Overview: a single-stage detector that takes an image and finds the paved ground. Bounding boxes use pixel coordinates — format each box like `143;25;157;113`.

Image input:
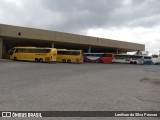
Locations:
0;60;160;120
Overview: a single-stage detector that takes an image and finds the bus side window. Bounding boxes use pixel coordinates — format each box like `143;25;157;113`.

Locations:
17;49;22;53
105;54;112;57
98;54;102;57
144;56;151;59
45;49;51;53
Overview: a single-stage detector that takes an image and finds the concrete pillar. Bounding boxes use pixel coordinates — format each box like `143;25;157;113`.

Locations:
0;37;7;59
51;42;55;48
0;37;3;59
116;49;119;54
88;46;91;53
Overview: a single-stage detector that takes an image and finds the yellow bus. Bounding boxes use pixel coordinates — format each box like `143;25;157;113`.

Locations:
57;49;83;63
9;47;57;63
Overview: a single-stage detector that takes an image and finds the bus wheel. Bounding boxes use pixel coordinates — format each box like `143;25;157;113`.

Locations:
67;59;71;63
39;58;43;63
62;59;66;63
130;61;133;64
99;60;103;63
134;62;137;64
35;58;39;63
14;57;17;61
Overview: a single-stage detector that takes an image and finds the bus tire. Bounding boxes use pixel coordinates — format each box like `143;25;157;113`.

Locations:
99;60;103;63
39;58;43;63
14;57;17;61
134;62;137;64
35;58;39;63
62;59;66;63
130;61;133;64
67;59;71;63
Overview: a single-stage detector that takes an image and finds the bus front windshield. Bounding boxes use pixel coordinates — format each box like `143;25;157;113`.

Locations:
9;49;15;55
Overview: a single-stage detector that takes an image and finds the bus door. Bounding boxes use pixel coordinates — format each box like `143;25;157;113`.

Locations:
9;48;15;59
14;48;22;60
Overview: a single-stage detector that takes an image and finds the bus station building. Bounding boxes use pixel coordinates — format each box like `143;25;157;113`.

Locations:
0;24;145;59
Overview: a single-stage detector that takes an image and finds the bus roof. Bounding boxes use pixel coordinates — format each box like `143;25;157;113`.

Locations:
57;49;82;51
13;47;54;49
84;53;114;54
84;53;104;54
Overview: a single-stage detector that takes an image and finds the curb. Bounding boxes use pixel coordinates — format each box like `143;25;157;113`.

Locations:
0;59;12;62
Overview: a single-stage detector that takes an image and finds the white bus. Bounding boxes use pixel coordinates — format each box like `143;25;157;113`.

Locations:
113;54;152;64
113;54;132;64
131;55;152;64
152;55;160;64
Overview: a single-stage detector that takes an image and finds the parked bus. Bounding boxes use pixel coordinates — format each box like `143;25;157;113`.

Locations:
57;49;83;63
152;55;160;64
142;56;152;64
84;53;114;63
113;54;132;64
113;54;152;64
9;47;57;63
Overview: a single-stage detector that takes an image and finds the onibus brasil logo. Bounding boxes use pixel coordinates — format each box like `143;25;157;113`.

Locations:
1;112;42;118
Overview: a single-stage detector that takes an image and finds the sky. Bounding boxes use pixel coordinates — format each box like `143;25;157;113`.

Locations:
0;0;160;55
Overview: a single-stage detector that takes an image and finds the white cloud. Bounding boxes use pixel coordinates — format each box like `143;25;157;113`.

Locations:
4;0;24;7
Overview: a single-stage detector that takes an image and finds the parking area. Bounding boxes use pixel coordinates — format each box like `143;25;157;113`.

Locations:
0;60;160;112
